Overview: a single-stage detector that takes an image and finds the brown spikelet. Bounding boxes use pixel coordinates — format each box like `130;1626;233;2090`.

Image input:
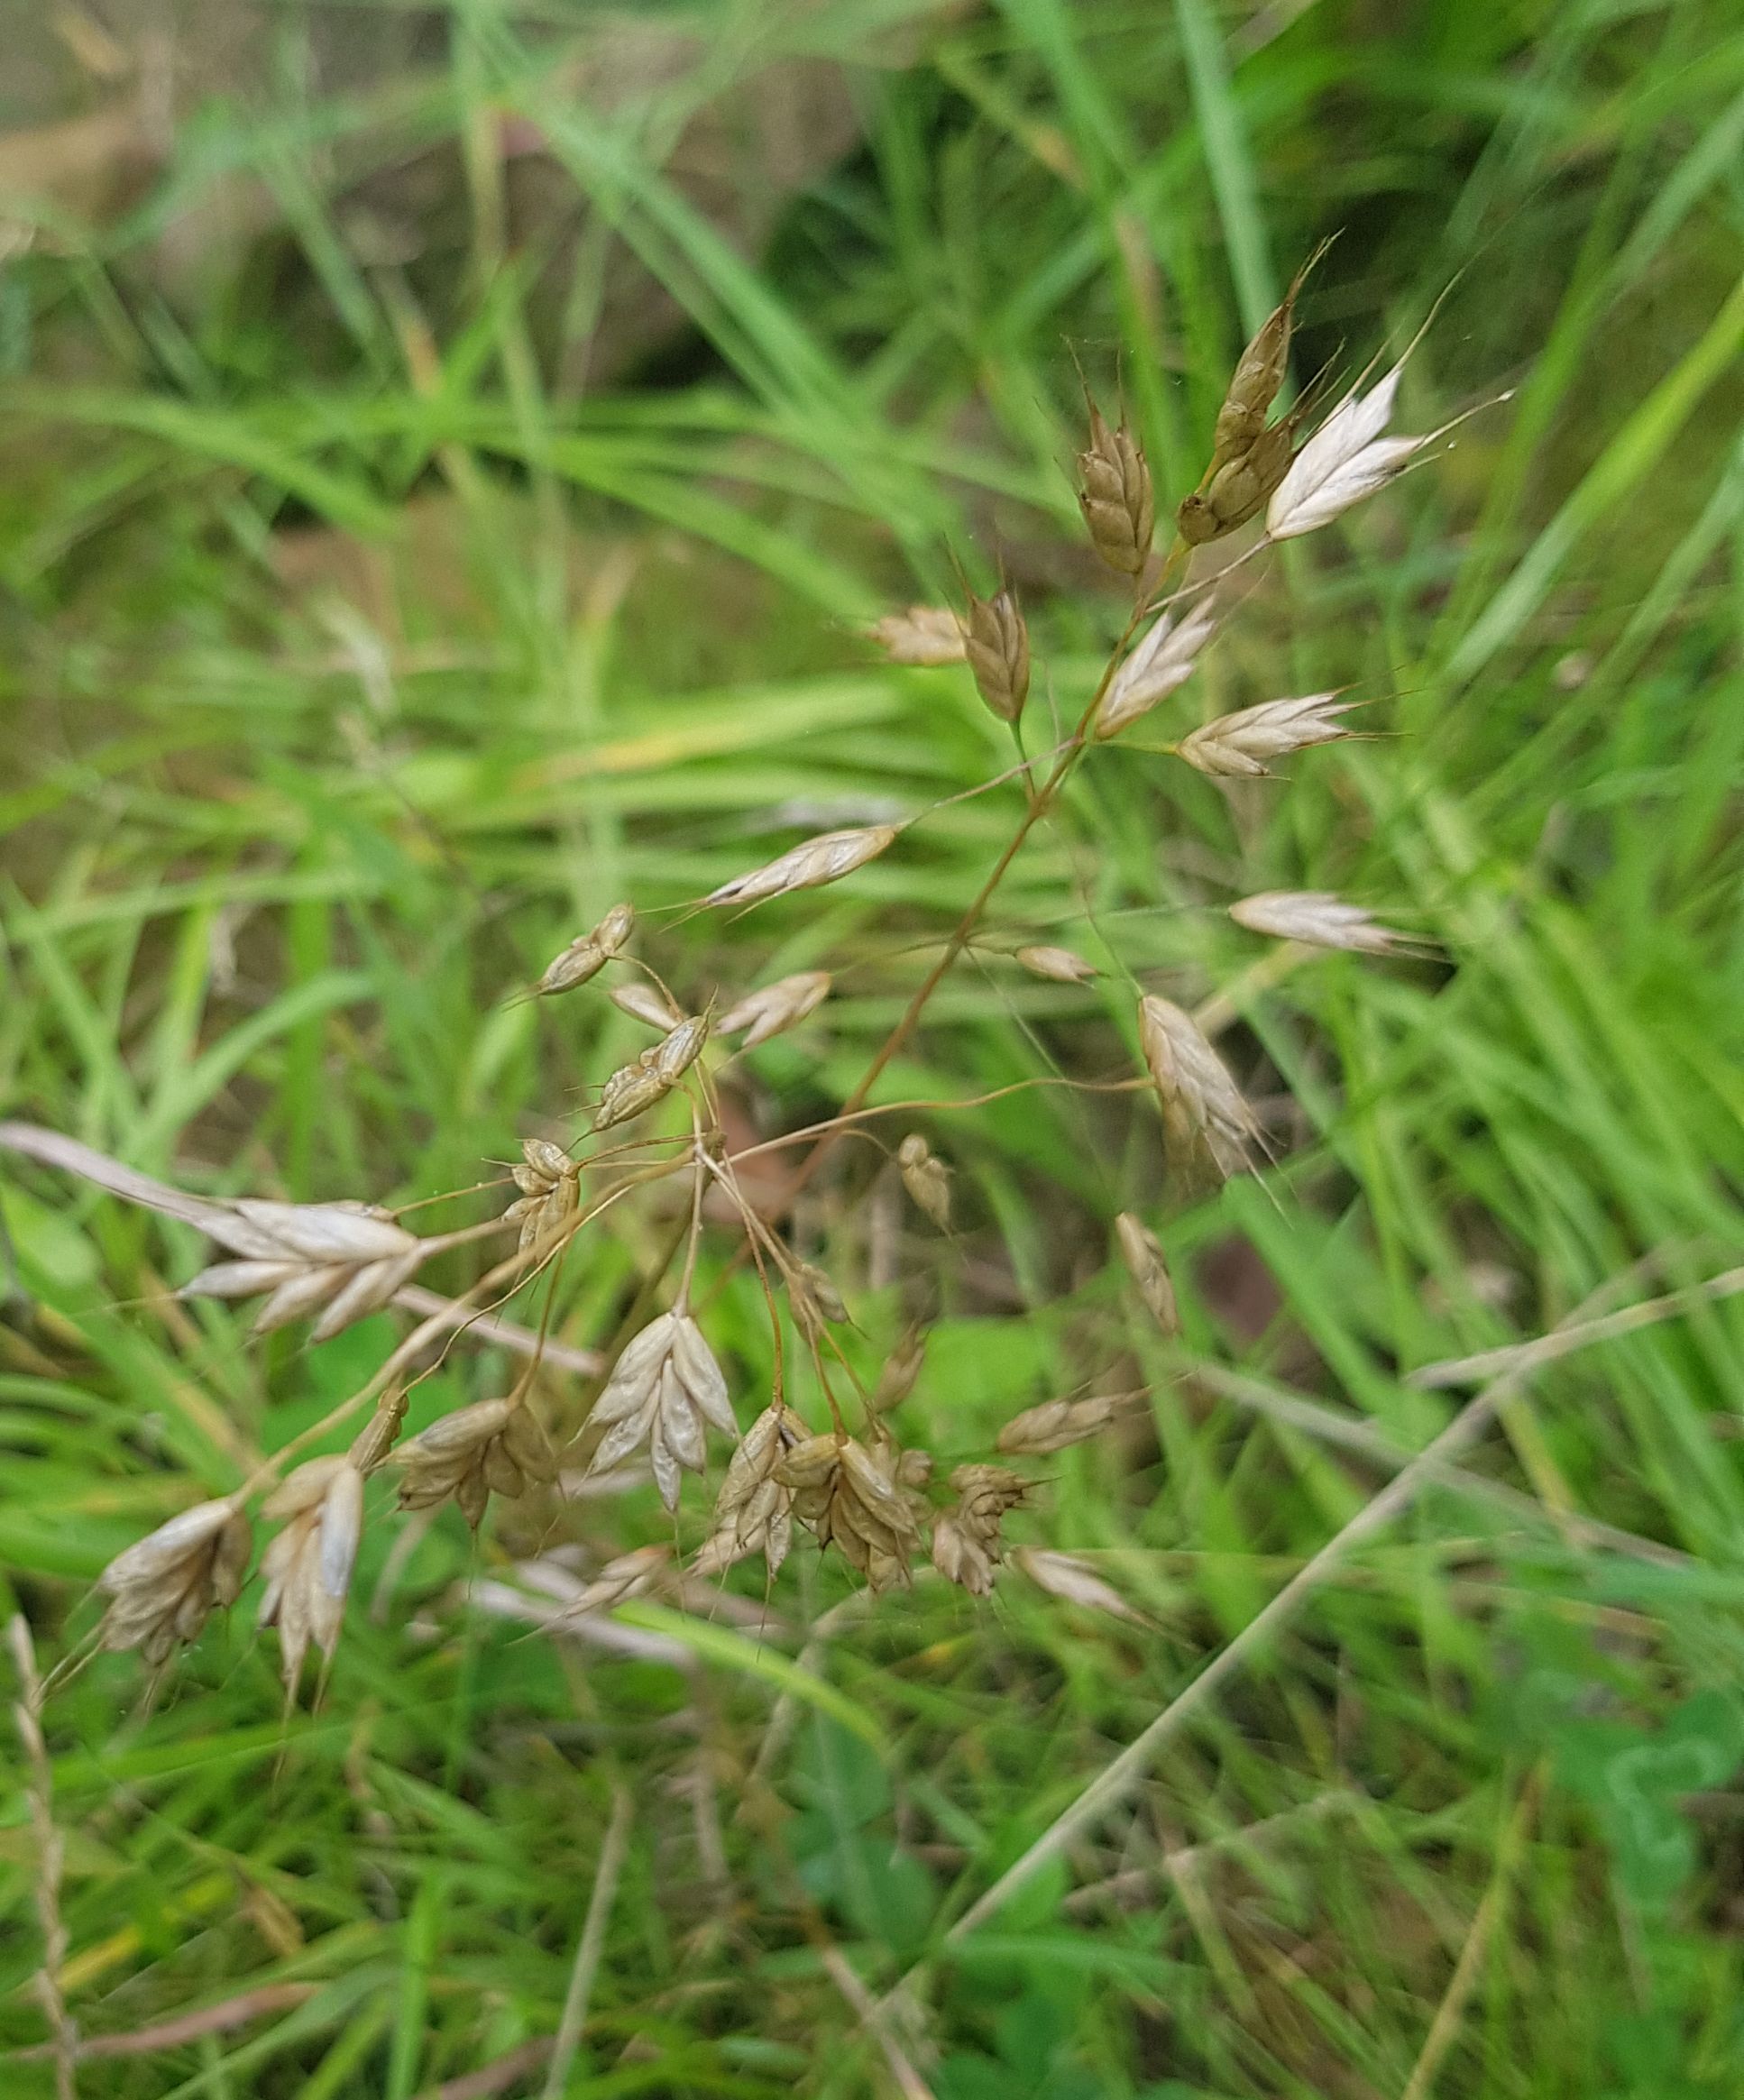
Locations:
1115;1213;1179;1334
96;1499;252;1665
706;827;898;910
1014;944;1098;985
501;1138;581;1253
394;1395;557;1528
258;1457;365;1690
997;1389;1126;1456
583;1311;736;1511
1077;402;1155;576
777;1432;923;1591
962;589;1030;725
897;1133;952;1230
1137;995;1261;1179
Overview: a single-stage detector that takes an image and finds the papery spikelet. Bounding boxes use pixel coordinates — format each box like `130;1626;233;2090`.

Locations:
872;1328;926;1413
554;1544;672;1619
1176;691;1359;778
1228;890;1415;955
592;1015;708;1133
1013;1548;1149;1626
933;1463;1027;1595
1137;995;1260;1178
897;1133;951;1230
96;1499;252;1665
258;1457;365;1690
777;1432;922;1591
791;1260;849;1334
705;827;898;909
1014;943;1099;985
394;1396;556;1528
584;1311;736;1511
537;903;634;995
932;1512;995;1597
867;605;966;666
1078;403;1155;576
181;1199;427;1343
963;589;1031;725
1265;346;1455;541
610;981;682;1030
717;970;831;1049
997;1390;1125;1455
1094;601;1217;740
696;1402;809;1577
1115;1213;1179;1335
502;1138;581;1254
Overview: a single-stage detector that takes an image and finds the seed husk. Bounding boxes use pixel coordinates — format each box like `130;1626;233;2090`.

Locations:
897;1133;952;1230
962;589;1030;725
1115;1212;1179;1335
1078;403;1155;576
867;605;966;666
1137;994;1260;1178
705;826;898;910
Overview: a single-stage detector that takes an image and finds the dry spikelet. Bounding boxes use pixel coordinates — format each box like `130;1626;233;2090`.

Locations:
962;588;1031;724
897;1133;951;1230
867;605;966;666
1137;994;1260;1178
717;970;831;1049
1177;241;1328;546
592;1013;711;1133
1176;691;1359;778
997;1389;1125;1456
395;1396;558;1529
584;1310;736;1510
1094;601;1218;740
1014;943;1098;985
1077;403;1154;576
695;1401;810;1578
933;1463;1029;1596
777;1432;923;1591
1012;1547;1149;1626
791;1260;849;1334
705;826;897;910
257;1456;364;1689
179;1198;427;1343
552;1544;672;1619
1265;356;1446;541
610;981;682;1030
1115;1212;1180;1334
1229;890;1416;955
96;1499;252;1664
501;1137;580;1253
537;903;634;995
872;1327;926;1413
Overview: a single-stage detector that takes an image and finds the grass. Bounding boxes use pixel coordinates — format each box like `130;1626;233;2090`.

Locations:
5;0;1744;2094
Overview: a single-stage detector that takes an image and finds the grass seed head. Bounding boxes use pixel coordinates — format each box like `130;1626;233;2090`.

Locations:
503;1139;581;1252
697;1401;809;1577
1094;601;1217;739
717;970;831;1048
180;1200;426;1343
1176;691;1358;778
776;1433;923;1591
705;826;898;910
1115;1212;1180;1334
996;1390;1124;1455
1078;403;1155;575
610;981;683;1030
1265;358;1436;540
394;1396;555;1527
1013;1547;1148;1625
585;1312;736;1511
872;1328;927;1413
897;1133;952;1230
963;588;1031;724
1229;889;1413;954
258;1458;365;1690
867;605;967;666
1138;994;1259;1178
537;904;635;996
96;1499;252;1664
791;1260;849;1334
1014;943;1099;985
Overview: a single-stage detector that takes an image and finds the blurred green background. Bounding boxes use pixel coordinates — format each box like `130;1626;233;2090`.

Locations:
4;1;1744;2095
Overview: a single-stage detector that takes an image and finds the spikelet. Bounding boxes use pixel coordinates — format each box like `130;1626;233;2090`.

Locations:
610;981;682;1030
777;1432;924;1591
1094;601;1218;740
1265;357;1445;541
1176;691;1359;778
867;605;967;666
1078;403;1155;576
501;1137;580;1254
963;589;1031;725
1014;944;1098;985
705;827;897;910
717;970;831;1049
871;1328;926;1413
1115;1213;1179;1334
393;1396;558;1529
790;1260;849;1335
932;1463;1029;1597
1137;995;1261;1178
96;1499;252;1665
1012;1548;1148;1626
179;1198;427;1343
1228;890;1416;955
592;1013;711;1133
695;1402;811;1578
897;1133;952;1230
1177;241;1328;546
997;1390;1125;1456
584;1311;736;1510
257;1456;364;1690
552;1544;673;1619
537;903;635;995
